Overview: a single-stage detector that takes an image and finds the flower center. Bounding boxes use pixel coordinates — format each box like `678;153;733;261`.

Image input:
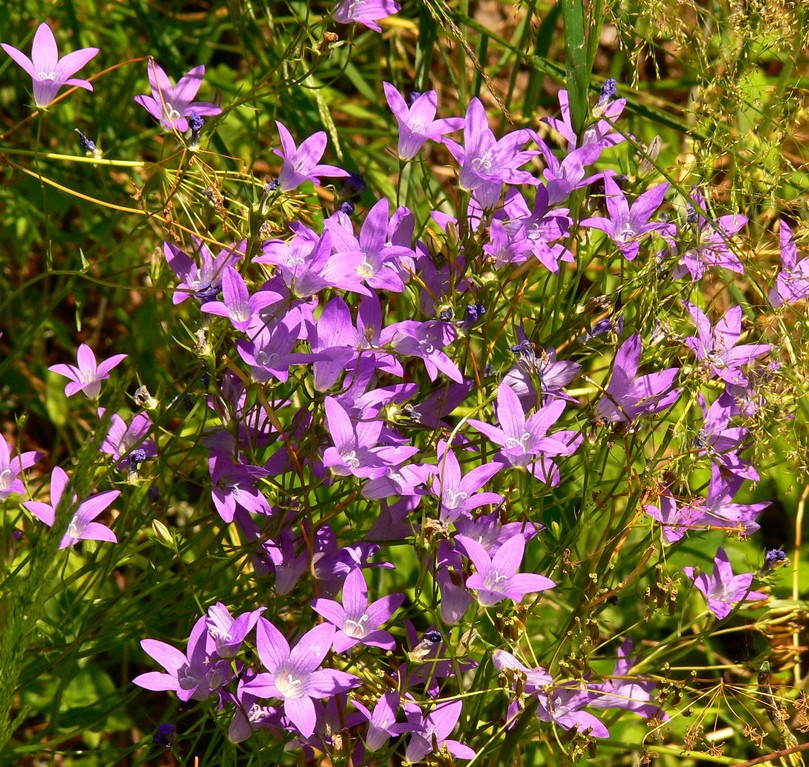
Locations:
276;671;304;699
0;469;11;490
504;431;531;453
167;106;182;123
37;70;57;81
471;152;493;174
483;569;508;592
343;614;369;638
66;515;82;539
443;489;468;509
357;258;375;278
343;450;360;469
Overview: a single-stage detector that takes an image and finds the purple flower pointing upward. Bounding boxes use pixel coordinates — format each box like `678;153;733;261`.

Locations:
467;381;582;483
49;343;127;399
683;302;769;386
581;177;672;261
241;619;359;738
311;567;404;652
770;221;809;307
274;121;349;192
2;22;98;108
683;547;767;620
383;82;463;160
457;533;555;606
135;61;221;132
23;466;119;549
595;334;679;425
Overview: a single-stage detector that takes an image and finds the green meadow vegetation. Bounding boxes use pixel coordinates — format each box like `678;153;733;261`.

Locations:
1;1;808;765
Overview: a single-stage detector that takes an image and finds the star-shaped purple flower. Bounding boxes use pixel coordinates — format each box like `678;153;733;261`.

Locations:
456;533;555;606
240;618;360;738
311;567;404;652
0;436;40;500
770;221;809;307
383;82;463;160
683;302;769;386
683;547;768;620
595;334;679;425
273;121;349;192
2;22;98;108
334;0;401;32
49;343;127;399
135;61;221;132
23;466;119;549
467;380;581;483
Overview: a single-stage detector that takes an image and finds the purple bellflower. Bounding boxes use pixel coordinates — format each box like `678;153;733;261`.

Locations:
325;198;413;292
696;392;759;481
683;302;769;386
334;0;401;32
274;121;348;192
457;533;555;606
544;88;626;151
135;61;221;132
200;265;282;333
49;343;127;399
673;190;746;280
590;638;668;720
384;320;464;383
311;567;404;652
581;177;672;261
429;439;503;525
535;683;610;738
164;239;245;304
383;82;463;160
467;380;582;483
322;396;418;480
241;619;360;738
134;615;229;701
24;466;119;549
684;547;768;620
595;334;680;425
444;98;538;209
770;221;809;306
398;700;476;764
205;602;265;659
209;450;272;523
0;436;40;500
1;22;98;108
352;690;401;751
99;410;157;470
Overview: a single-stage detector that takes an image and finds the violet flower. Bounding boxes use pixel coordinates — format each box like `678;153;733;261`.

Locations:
334;0;401;32
240;619;360;738
467;380;582;483
49;343;127;399
135;61;221;132
683;302;769;386
200;265;282;333
443;97;538;209
595;334;680;425
383;82;463;160
209;450;272;523
164;239;245;304
273;121;348;192
543;88;626;151
1;22;98;108
456;533;555;607
535;683;610;738
398;700;476;763
0;436;40;500
99;410;157;470
673;190;746;280
683;547;768;620
24;466;119;549
134;615;229;701
770;221;809;307
590;638;668;720
322;396;418;480
580;177;673;261
429;439;503;525
352;690;401;751
205;602;265;658
311;567;404;652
